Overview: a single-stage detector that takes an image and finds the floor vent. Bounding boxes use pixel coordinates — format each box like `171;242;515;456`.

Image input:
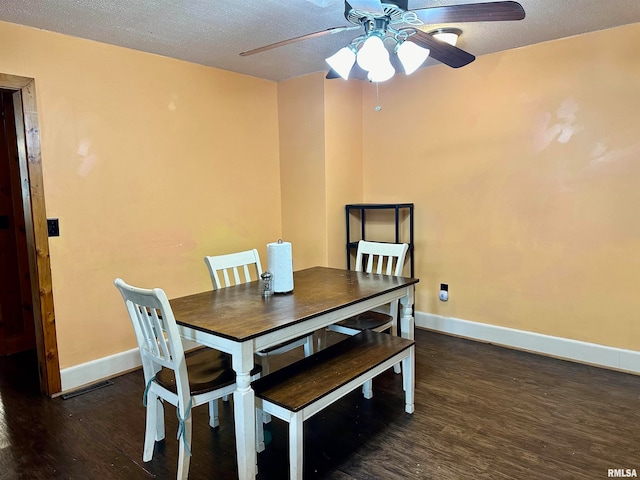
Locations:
61;379;114;399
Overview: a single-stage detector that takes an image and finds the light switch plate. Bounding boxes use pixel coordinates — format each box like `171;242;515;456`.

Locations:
47;218;59;237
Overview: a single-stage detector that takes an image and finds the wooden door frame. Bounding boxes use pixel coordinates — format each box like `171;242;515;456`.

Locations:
1;73;60;396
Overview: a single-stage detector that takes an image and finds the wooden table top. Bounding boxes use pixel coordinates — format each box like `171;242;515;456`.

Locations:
170;266;418;342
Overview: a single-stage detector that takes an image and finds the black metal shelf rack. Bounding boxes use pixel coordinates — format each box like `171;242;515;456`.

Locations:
345;203;414;277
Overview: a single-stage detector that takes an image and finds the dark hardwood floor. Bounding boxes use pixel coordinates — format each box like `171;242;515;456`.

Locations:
1;329;638;479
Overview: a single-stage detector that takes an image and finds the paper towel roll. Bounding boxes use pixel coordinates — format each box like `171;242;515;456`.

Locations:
267;240;294;293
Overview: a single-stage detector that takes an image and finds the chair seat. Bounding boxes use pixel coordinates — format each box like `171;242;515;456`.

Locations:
157;348;262;396
334;311;393;331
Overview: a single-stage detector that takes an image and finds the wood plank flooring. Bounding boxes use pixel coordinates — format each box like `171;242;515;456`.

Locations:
1;329;638;479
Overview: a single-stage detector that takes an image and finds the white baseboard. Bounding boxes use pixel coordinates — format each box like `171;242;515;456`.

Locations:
59;339;202;393
61;313;640;392
416;312;640;375
60;347;141;393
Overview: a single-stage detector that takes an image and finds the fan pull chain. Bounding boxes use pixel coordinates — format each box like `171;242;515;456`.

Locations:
374;82;382;112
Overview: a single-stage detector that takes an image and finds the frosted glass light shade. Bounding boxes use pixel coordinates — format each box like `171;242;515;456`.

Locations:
432;31;459;46
356;35;388;72
367;58;395;82
325;47;356;80
396;41;430;75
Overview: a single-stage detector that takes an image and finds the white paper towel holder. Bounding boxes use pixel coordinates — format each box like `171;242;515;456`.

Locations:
267;238;294;294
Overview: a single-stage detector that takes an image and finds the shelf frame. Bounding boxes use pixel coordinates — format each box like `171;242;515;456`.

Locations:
345;203;414;277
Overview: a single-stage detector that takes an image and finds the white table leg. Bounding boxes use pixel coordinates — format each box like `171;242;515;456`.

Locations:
232;341;257;480
399;285;415;340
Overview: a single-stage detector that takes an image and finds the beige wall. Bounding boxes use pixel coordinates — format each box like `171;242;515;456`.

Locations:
278;75;363;270
0;21;282;368
362;23;640;350
2;17;639;371
278;74;327;269
324;79;363;268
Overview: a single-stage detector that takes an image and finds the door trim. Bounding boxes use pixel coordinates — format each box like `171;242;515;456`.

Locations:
1;73;60;396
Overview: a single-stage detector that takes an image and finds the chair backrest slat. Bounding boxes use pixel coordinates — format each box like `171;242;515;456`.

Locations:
204;249;263;290
353;241;409;319
355;241;409;277
114;278;190;401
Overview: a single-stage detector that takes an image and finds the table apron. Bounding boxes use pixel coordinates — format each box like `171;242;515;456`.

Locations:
176;326;242;355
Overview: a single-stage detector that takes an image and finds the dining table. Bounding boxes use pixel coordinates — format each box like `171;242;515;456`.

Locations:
170;266;419;480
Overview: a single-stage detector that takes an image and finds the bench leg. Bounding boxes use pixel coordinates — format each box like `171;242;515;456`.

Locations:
402;346;415;414
289;412;304;480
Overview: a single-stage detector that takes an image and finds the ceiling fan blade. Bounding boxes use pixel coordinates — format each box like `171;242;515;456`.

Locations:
411;1;525;24
345;0;385;15
240;25;359;56
326;69;341;79
410;30;475;68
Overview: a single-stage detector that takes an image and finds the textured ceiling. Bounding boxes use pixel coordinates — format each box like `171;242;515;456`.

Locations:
1;0;639;82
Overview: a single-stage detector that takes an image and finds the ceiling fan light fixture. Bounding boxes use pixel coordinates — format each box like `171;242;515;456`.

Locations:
396;40;430;75
325;46;356;80
430;28;462;47
367;59;395;83
356;34;388;72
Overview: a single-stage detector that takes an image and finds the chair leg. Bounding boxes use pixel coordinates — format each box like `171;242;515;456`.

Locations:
389;321;402;374
260;356;272;424
316;329;327;351
143;394;162;462
256;408;265;453
155;397;165;441
176;414;193;480
362;379;373;399
142;392;160;462
209;398;219;428
303;334;314;356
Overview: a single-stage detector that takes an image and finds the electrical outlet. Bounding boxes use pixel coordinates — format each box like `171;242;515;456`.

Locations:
439;283;449;302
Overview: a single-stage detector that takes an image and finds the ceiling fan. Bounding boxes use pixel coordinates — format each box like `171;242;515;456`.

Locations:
240;0;525;82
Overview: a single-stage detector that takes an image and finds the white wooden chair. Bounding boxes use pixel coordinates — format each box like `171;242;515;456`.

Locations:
326;240;409;395
204;249;314;377
114;278;263;480
328;240;409;336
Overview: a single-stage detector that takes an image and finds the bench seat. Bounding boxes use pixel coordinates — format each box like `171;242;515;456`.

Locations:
253;329;415;479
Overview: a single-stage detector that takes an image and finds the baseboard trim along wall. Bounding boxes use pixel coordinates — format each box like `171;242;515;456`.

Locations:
60;313;640;393
60;348;141;393
416;312;640;375
60;339;202;393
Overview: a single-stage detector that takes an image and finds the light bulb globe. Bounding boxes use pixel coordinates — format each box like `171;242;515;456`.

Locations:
325;47;356;80
396;41;430;75
357;35;388;72
367;58;395;83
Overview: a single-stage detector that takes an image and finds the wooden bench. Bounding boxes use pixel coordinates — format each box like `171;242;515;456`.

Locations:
252;329;415;480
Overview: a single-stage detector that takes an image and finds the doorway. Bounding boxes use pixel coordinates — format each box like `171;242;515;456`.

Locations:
0;89;36;355
0;74;61;396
